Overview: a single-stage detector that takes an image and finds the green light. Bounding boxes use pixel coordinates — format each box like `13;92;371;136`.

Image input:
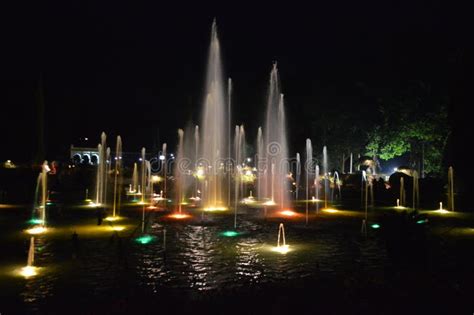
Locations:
28;218;44;225
135;235;154;244
370;223;381;229
416;219;428;224
46;202;54;206
220;230;240;237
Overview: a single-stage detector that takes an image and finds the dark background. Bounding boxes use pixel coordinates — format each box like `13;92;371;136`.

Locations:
1;1;471;177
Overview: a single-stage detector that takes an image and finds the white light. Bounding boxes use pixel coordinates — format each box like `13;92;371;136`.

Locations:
85;137;88;141
246;157;252;162
139;158;143;161
394;167;398;172
159;155;165;161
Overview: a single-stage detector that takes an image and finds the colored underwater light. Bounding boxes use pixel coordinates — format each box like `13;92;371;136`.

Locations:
263;200;277;206
105;216;121;222
370;223;381;229
28;218;44;225
26;226;47;235
111;226;125;231
135;235;154;244
203;206;227;212
322;208;338;213
168;213;191;219
416;219;429;224
279;210;298;217
220;230;240;237
19;266;38;278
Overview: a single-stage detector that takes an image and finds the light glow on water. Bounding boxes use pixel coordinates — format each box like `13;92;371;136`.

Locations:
271;244;290;254
26;226;47;235
19;266;39;278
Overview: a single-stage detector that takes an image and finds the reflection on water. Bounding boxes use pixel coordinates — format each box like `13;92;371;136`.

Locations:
1;208;391;311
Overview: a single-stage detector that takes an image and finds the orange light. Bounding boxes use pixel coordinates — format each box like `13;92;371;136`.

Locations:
279;210;298;217
168;213;191;219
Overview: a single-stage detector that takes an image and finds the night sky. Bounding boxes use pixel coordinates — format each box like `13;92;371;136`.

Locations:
1;2;471;164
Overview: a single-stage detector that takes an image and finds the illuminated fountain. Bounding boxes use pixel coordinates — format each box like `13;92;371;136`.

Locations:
399;177;406;207
131;162;138;194
20;236;38;278
175;129;185;213
111;136;122;217
260;63;289;209
271;223;290;254
200;20;228;211
140;148;146;204
27;161;49;235
314;164;320;214
305;138;313;224
295;152;301;200
323;146;328;208
95;132;107;206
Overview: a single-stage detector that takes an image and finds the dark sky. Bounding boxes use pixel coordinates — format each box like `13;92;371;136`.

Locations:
1;1;470;162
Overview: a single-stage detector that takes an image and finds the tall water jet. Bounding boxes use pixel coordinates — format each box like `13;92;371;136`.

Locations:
322;146;328;208
112;136;122;217
233;125;246;228
200;20;228;210
448;166;454;211
314;164;320;213
350;152;353;173
104;147;111;207
295;153;301;201
227;78;232;207
162;143;167;198
132;163;138;193
256;127;264;199
95;132;107;205
194;126;200;198
175;129;185;213
305;139;313;225
262;64;289;208
140;148;146;203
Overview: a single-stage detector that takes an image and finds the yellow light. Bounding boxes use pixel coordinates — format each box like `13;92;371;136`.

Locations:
263;200;277;206
105;216;122;222
434;209;450;214
111;226;125;231
271;245;290;254
88;202;100;208
147;206;158;210
19;266;38;278
151;175;162;183
168;213;191;219
279;210;298;217
203;206;228;212
322;208;338;213
26;226;47;235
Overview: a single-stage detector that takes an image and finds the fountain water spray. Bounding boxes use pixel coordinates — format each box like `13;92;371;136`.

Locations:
323;146;328;209
271;223;290;254
315;164;320;214
261;64;289;208
112;136;122;217
305;139;313;225
200;20;228;210
140;148;146;204
20;236;38;278
295;153;301;201
175;129;185;213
